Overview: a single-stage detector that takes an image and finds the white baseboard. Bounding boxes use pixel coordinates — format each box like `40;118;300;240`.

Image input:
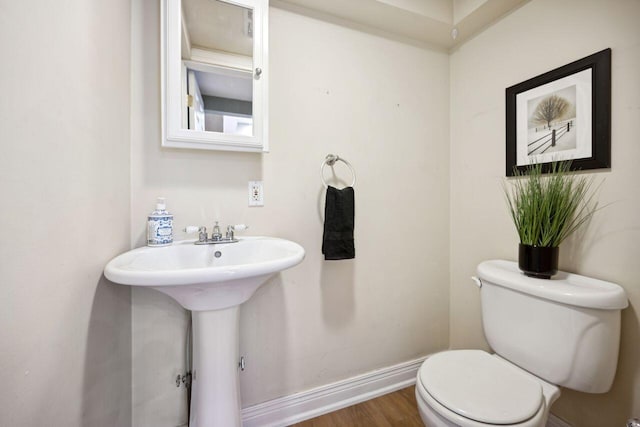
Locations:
240;354;572;427
547;414;572;427
241;356;428;427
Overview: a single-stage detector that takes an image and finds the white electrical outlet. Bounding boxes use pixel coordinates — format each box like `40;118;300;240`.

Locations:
248;180;264;206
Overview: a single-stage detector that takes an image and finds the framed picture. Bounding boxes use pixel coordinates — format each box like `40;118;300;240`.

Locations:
505;48;611;176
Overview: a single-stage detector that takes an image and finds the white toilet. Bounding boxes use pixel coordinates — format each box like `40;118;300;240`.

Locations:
415;260;628;427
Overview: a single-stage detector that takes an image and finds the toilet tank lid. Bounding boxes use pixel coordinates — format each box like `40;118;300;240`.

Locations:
477;260;628;310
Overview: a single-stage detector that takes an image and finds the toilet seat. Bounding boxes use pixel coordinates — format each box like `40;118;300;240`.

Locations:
416;350;546;426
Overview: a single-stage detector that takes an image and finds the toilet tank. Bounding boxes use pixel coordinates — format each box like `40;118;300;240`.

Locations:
477;260;628;393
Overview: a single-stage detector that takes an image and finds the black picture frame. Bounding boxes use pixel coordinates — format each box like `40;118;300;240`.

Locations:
505;48;611;176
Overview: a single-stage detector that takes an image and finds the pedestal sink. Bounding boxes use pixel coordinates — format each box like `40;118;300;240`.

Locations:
104;237;305;426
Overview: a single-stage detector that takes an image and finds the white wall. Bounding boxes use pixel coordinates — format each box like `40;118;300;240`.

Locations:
130;1;450;423
0;1;132;426
449;0;640;425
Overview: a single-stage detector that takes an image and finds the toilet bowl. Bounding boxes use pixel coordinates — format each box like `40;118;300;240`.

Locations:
414;260;628;427
415;350;559;427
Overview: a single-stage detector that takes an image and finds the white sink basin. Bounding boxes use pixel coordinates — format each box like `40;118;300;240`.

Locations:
104;237;305;311
105;236;305;426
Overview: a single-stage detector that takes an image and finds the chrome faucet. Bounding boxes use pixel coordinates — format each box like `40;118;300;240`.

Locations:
198;226;208;243
224;224;248;241
211;221;223;241
227;224;248;241
185;222;247;245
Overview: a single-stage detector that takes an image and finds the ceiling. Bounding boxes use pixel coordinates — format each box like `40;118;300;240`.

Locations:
183;0;253;57
270;0;531;50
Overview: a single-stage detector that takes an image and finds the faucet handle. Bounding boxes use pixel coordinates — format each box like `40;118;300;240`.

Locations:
226;224;248;240
183;225;208;242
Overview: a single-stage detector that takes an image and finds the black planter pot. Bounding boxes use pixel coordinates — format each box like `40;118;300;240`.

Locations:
518;244;559;279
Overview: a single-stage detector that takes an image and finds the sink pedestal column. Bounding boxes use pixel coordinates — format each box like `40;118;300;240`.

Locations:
190;306;241;427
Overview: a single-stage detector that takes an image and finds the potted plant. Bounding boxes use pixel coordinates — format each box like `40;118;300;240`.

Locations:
503;161;601;279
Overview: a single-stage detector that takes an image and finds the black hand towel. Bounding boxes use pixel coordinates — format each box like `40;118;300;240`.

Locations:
322;185;355;260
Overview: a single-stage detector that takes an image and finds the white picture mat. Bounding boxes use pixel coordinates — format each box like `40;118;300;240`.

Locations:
515;68;592;166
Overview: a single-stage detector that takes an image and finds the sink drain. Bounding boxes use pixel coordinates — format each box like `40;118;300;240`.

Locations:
214;251;222;258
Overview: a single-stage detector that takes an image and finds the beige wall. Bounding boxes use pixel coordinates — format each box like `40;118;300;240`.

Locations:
450;0;640;425
0;1;132;426
130;1;450;422
5;0;628;425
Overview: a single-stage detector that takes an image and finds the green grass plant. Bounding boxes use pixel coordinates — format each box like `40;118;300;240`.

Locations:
504;161;600;248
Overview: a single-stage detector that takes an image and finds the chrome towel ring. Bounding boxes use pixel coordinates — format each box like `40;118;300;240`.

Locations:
320;154;356;188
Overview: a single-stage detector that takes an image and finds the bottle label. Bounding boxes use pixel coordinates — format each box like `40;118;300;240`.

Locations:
148;216;173;246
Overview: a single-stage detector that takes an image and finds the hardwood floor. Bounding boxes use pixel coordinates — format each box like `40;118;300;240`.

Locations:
289;386;424;427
